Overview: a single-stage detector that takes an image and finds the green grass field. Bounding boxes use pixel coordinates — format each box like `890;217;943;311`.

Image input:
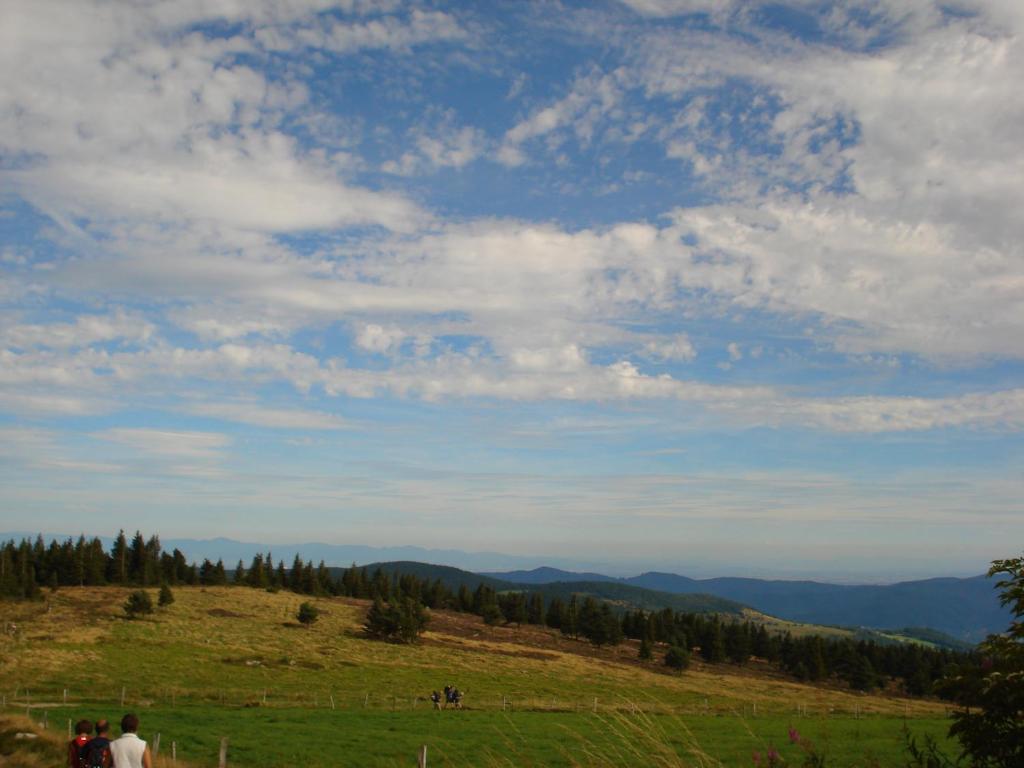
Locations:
0;587;960;767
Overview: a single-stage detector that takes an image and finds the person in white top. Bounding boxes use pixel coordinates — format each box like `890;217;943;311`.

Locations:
109;713;152;768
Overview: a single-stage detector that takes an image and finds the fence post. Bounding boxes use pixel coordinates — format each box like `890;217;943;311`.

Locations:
63;688;68;705
68;719;72;739
121;686;126;707
153;733;161;757
364;693;369;708
172;741;177;764
219;737;228;768
43;710;48;729
330;694;335;710
417;745;428;768
592;697;597;713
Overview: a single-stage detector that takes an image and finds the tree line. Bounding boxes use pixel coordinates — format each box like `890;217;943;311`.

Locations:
2;532;968;696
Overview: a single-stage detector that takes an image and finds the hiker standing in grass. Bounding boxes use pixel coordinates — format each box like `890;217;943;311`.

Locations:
83;719;113;768
68;719;93;767
109;714;152;768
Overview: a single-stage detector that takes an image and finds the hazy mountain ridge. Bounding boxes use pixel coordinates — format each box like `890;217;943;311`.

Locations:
342;562;744;616
484;567;1006;642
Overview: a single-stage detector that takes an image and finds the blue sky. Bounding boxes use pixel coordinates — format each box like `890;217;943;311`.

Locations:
2;0;1022;580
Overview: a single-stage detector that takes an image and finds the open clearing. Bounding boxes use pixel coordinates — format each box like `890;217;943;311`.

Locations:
0;587;958;766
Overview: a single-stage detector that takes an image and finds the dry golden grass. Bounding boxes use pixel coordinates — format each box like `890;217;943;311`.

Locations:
0;587;946;719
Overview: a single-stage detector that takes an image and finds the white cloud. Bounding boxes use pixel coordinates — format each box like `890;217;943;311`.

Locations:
98;428;230;460
355;324;407;354
642;334;697;362
1;311;153;350
185;402;349;431
498;69;627;165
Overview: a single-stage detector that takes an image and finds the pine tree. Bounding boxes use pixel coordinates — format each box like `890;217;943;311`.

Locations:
124;590;153;619
297;601;320;628
527;592;544;625
665;645;690;672
545;597;564;629
639;636;653;660
233;560;246;585
158;583;175;607
109;530;128;584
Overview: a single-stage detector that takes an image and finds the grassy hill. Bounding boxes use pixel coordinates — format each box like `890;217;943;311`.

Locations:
0;587;957;767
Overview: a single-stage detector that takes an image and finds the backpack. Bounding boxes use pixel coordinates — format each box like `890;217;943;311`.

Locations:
70;735;90;768
82;737;111;768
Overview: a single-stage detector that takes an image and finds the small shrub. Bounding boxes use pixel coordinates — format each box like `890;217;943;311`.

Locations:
664;645;690;671
158;584;174;607
124;590;153;619
297;601;320;628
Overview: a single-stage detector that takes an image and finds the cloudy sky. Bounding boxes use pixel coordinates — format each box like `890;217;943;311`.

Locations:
2;0;1022;580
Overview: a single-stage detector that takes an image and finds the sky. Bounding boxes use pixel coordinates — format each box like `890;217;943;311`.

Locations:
1;0;1022;581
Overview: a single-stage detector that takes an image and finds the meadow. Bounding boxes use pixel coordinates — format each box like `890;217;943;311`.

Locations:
0;587;959;767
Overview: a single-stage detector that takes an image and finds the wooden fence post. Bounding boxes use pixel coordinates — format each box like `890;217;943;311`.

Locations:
68;719;72;739
330;694;335;710
63;688;68;705
364;693;369;708
172;741;177;764
121;686;126;707
153;733;161;757
417;745;428;768
592;697;597;713
219;737;228;768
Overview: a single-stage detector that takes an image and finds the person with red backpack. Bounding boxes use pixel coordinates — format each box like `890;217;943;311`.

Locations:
68;719;93;768
82;719;113;768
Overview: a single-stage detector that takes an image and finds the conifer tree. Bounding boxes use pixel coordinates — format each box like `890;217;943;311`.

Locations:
545;597;564;629
527;592;544;625
158;583;175;607
297;601;320;628
109;530;128;584
639;636;653;660
124;590;153;619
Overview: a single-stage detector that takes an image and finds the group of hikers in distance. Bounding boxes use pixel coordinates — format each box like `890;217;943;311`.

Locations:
430;684;464;709
68;714;152;768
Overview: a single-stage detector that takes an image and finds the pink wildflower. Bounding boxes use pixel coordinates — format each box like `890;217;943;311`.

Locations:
788;727;801;744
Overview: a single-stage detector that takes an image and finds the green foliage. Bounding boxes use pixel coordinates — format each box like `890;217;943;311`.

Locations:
902;726;964;768
363;596;429;643
158;583;175;607
123;589;153;618
480;601;503;626
297;601;320;627
664;645;690;671
941;554;1024;768
639;636;653;660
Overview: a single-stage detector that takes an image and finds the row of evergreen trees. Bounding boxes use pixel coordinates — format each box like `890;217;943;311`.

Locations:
2;533;966;696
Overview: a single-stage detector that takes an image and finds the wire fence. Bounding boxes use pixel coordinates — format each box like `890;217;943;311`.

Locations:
1;684;940;720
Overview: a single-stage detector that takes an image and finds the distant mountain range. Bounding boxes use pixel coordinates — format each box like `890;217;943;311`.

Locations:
349;561;746;616
483;567;1007;642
